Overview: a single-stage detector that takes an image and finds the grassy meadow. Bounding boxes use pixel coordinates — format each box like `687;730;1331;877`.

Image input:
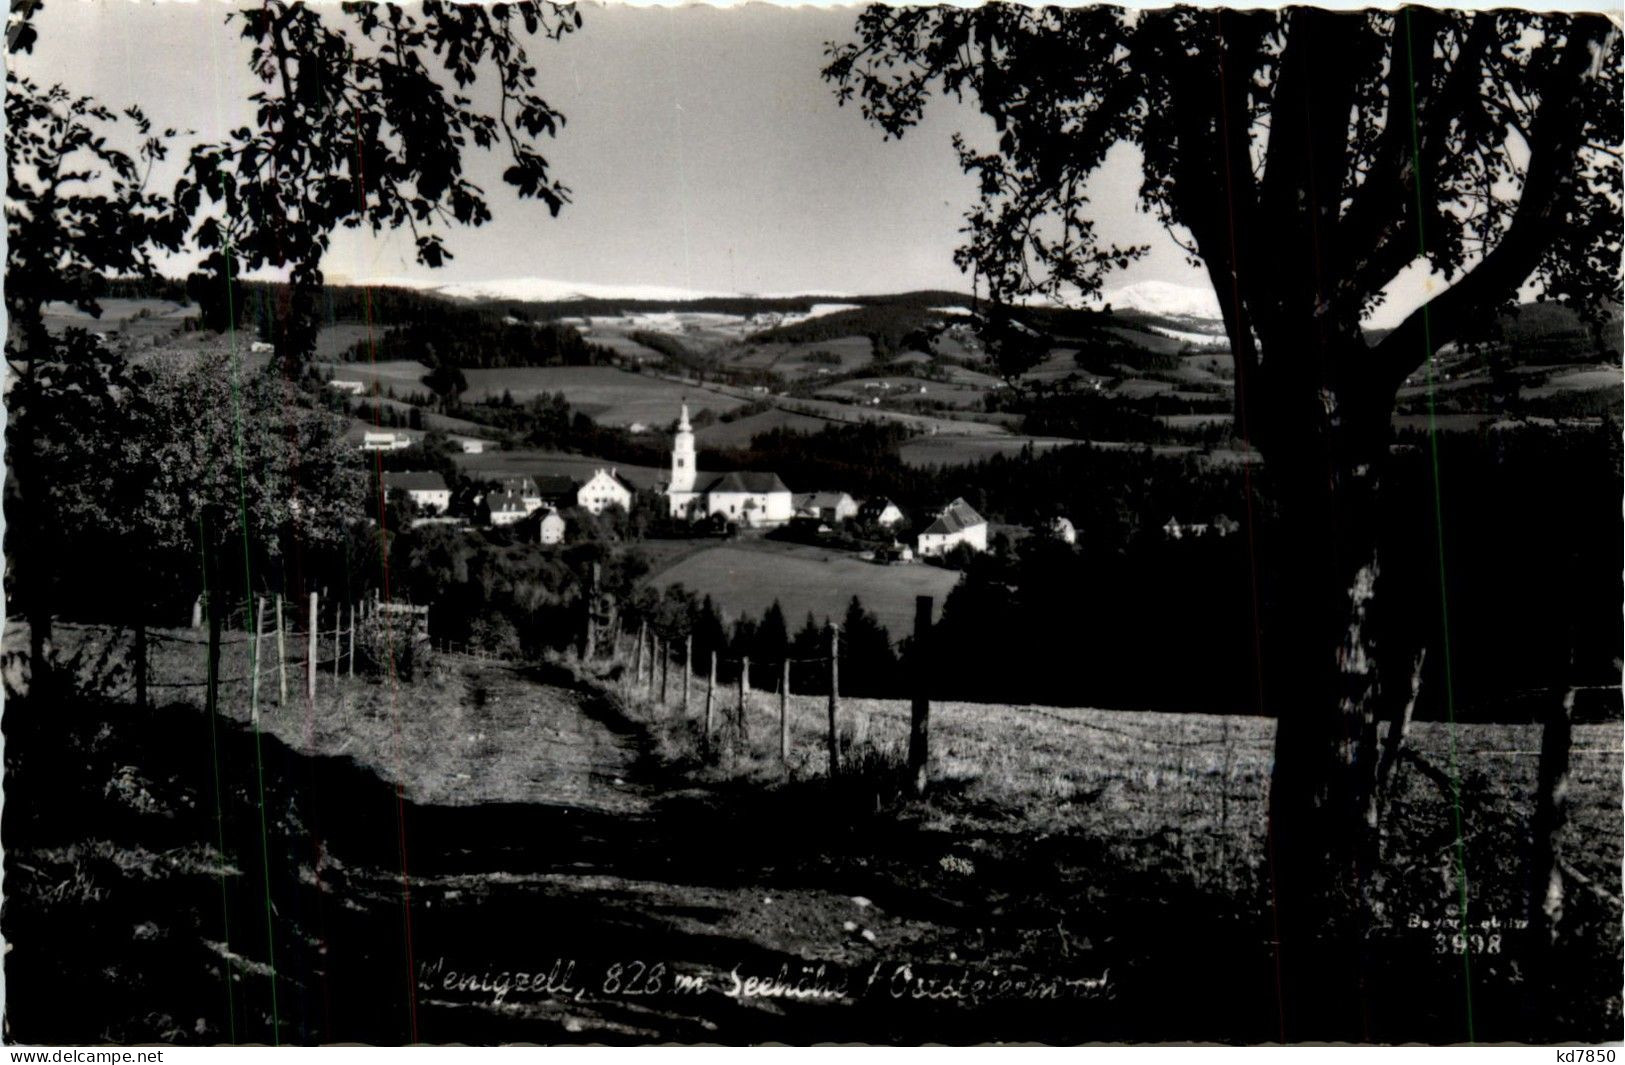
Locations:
643;540;964;636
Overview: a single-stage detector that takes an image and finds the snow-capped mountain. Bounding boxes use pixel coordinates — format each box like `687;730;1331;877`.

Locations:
1096;279;1223;321
337;275;853;305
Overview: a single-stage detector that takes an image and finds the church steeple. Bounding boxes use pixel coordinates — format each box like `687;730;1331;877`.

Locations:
670;401;697;494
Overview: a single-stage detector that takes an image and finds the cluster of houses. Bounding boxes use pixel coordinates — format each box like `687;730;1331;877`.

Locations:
659;403;994;559
381;466;635;544
377;404;1088;562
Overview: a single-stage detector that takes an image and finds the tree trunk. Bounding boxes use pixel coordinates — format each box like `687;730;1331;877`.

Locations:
1261;380;1395;1040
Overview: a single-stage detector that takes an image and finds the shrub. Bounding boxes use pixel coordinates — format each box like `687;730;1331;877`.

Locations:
354;613;435;680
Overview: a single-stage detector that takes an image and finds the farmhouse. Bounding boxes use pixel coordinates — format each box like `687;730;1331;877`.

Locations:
1051;516;1077;544
383;471;451;514
578;468;635;515
360;430;412;451
794;491;858;524
539;509;566;545
487;490;529;527
665;404;794;527
916;498;988;558
503;476;546;515
858;497;905;528
328;379;366;395
450;436;487;454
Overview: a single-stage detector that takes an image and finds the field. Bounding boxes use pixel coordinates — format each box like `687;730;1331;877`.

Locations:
316;358;433;393
897;435;1082;467
458;366;744;425
8;617;1622;1044
644;539;963;635
731;337;875;380
693;408;832;448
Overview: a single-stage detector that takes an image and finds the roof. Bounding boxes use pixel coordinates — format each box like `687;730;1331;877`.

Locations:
796;491;853;509
859;496;899;513
921;497;985;536
383;471;448;492
581;468;636;492
704;471;790;495
488;490;527;513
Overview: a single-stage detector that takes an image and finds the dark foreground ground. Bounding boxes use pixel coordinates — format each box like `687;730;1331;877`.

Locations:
4;654;1620;1045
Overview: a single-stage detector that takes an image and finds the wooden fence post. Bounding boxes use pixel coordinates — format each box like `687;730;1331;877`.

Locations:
640;627;653;695
705;650;717;745
276;593;287;707
738;656;750;744
909;596;932;796
682;635;692;715
252;596;266;723
205;585;222;720
331;613;341;683
780;658;791;766
660;638;670;703
348;604;356;678
827;624;840;777
307;590;318;704
584;562;600;660
1531;680;1577;946
634;621;646;686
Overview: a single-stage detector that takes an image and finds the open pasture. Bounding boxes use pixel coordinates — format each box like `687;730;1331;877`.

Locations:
317;358;431;393
694;408;832;448
458;365;745;426
730;336;875;380
643;539;963;637
897;434;1081;467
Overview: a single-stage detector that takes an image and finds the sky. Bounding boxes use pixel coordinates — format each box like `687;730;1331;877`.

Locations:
19;0;1222;306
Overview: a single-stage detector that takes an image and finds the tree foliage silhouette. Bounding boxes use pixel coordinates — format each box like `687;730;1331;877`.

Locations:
825;4;1621;1036
179;0;583;367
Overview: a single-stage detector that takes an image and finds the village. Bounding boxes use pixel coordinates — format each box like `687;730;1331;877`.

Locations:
369;400;1240;566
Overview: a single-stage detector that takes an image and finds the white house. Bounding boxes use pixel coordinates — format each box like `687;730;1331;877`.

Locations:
383;471;451;514
858;497;905;528
328;379;366;395
361;430;412;451
665;404;794;527
917;498;988;558
794;491;858;524
487;490;529;527
539;509;566;545
578;468;635;515
504;476;546;515
450;436;487;454
1051;516;1077;544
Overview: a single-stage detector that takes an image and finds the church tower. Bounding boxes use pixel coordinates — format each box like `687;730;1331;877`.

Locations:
670;402;697;495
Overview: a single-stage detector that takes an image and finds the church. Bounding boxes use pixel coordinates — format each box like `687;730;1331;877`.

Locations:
665;404;794;527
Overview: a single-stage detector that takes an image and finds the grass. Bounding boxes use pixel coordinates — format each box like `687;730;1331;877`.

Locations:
457;366;745;425
643;539;964;636
601;646;1623;1039
897;435;1081;468
10;619;1623;1043
694;408;831;448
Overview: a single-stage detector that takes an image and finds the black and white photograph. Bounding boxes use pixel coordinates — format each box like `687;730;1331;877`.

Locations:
3;0;1622;1047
